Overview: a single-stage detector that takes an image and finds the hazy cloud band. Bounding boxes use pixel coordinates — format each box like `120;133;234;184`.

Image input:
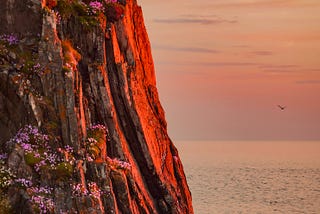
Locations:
154;18;237;25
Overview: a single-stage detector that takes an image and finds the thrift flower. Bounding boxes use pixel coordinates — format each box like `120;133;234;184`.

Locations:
89;1;104;14
0;34;19;45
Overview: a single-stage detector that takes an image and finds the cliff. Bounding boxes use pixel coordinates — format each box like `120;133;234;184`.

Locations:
0;0;193;213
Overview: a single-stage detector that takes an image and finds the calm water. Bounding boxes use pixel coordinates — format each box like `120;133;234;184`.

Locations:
175;141;320;214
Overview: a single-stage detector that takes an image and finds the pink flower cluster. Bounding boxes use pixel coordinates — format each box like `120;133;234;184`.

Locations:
89;1;104;14
107;157;131;170
7;125;49;147
87;124;109;139
89;124;107;131
9;125;62;172
71;182;102;199
0;33;19;45
3;125;81;213
20;142;33;153
28;186;54;213
88;182;102;199
71;183;88;197
15;178;33;188
0;154;8;160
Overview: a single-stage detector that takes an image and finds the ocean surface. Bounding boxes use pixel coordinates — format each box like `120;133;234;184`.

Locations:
174;141;320;214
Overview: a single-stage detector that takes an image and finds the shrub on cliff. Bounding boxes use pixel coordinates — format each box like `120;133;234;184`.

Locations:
57;0;100;27
85;124;108;162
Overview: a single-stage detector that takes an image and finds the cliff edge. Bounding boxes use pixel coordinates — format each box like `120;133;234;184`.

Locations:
0;0;193;213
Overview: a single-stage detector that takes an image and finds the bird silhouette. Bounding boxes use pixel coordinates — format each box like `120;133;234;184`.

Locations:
277;105;286;110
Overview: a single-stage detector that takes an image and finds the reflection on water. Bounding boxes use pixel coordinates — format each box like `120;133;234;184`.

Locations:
175;141;320;214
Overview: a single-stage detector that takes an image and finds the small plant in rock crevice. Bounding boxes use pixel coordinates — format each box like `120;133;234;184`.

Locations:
84;124;108;162
71;182;88;197
71;181;102;199
27;186;55;213
0;33;45;107
56;145;75;178
0;33;41;76
107;157;131;171
89;1;104;15
87;124;108;142
83;124;131;171
7;125;59;173
0;34;19;45
0;158;15;190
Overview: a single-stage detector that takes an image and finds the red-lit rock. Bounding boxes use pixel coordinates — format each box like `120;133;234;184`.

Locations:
0;0;193;213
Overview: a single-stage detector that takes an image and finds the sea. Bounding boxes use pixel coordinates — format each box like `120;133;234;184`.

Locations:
174;141;320;214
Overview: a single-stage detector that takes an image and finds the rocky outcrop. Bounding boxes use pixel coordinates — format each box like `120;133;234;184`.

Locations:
0;0;193;213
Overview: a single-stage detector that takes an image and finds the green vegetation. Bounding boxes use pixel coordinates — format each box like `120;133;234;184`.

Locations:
55;162;74;178
24;152;42;166
55;0;125;27
0;34;40;75
57;0;101;27
85;124;107;161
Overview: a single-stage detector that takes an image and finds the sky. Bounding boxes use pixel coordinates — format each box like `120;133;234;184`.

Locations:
138;0;320;141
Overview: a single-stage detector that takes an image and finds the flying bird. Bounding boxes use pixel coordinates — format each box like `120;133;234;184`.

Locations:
277;105;286;110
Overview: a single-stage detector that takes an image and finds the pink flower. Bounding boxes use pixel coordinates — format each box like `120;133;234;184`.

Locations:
89;1;104;14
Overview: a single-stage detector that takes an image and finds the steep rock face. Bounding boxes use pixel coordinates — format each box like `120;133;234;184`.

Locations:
0;0;193;213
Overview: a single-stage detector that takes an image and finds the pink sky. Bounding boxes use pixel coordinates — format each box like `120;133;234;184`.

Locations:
139;0;320;141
